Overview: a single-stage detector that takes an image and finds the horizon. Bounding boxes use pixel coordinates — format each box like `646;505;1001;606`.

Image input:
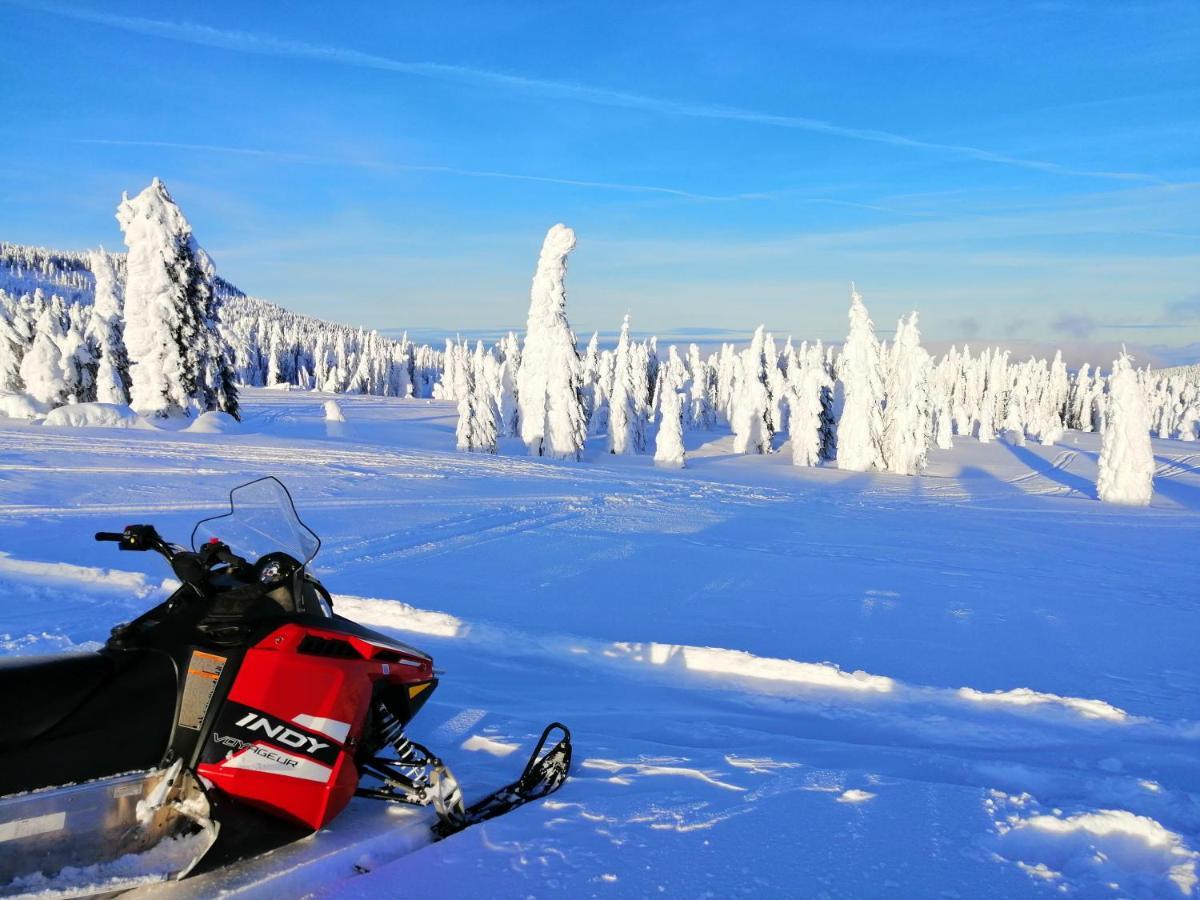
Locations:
1;0;1197;357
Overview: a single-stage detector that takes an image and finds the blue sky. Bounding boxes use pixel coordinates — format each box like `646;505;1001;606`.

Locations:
1;1;1197;355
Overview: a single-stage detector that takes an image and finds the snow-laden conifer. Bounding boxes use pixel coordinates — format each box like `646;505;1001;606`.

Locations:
580;332;601;428
788;341;833;467
656;345;688;417
1097;352;1154;506
835;286;885;471
85;249;130;405
1176;386;1199;442
730;326;775;454
516;225;586;460
609;314;648;454
456;342;499;454
116;178;238;418
20;299;68;407
59;306;94;403
685;344;715;431
882;312;932;475
654;388;686;468
731;344;770;454
0;292;26;393
1069;364;1093;432
589;348;614;438
715;343;738;422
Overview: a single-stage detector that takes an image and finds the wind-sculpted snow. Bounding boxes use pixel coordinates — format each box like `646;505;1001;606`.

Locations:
958;685;1129;722
987;793;1200;896
42;402;150;430
1;389;1198;897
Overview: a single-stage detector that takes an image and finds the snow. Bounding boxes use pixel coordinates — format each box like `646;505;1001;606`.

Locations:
0;392;46;420
957;686;1129;723
184;411;240;434
1;387;1198;898
988;795;1200;897
5;831;215;898
43;402;149;430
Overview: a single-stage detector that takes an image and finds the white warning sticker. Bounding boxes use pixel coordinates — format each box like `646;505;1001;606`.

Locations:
0;811;67;843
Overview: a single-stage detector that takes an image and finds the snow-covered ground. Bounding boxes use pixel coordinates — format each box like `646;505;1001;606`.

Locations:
1;388;1198;898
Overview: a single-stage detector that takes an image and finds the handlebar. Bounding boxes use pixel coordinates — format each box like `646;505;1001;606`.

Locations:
95;524;250;596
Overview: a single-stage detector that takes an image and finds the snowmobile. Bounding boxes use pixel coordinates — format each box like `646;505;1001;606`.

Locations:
0;477;571;892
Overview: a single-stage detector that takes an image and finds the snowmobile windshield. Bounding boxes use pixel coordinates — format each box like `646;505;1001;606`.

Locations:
191;477;321;566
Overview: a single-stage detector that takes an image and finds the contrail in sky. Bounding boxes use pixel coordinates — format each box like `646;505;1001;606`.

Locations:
24;1;1162;184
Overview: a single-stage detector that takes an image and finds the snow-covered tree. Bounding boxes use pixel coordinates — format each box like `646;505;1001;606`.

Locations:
580;331;601;428
835;286;885;471
116;178;238;419
1097;352;1154;506
1176;386;1199;442
59;306;94;403
685;343;715;430
514;225;586;460
456;342;499;454
654;388;686;468
818;343;838;460
589;348;614;438
787;341;833;467
609;314;649;454
86;248;129;404
0;292;27;393
730;326;774;455
929;353;955;451
655;345;688;416
19;299;68;407
882;312;932;475
731;352;770;454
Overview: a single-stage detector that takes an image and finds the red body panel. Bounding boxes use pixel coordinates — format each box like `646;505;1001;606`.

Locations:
197;623;434;830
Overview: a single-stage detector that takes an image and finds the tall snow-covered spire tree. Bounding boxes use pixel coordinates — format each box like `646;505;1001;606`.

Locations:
515;224;586;460
609;314;648;454
116;178;239;419
835;285;885;471
882;312;932;475
86;248;130;405
1097;352;1154;506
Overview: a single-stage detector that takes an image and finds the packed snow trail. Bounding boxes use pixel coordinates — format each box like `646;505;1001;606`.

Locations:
1;389;1198;897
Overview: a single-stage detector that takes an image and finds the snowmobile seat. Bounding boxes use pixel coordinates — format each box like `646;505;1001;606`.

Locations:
0;652;114;750
0;649;177;796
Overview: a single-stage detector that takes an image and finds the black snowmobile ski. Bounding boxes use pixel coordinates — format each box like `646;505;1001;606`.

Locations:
356;720;572;838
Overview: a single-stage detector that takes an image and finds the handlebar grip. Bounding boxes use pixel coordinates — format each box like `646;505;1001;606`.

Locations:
95;532;124;542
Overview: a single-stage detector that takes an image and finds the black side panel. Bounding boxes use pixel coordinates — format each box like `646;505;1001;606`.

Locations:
0;650;177;796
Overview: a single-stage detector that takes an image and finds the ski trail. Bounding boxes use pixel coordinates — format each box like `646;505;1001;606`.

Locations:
1006;449;1078;492
1156;453;1199;479
330;500;589;566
